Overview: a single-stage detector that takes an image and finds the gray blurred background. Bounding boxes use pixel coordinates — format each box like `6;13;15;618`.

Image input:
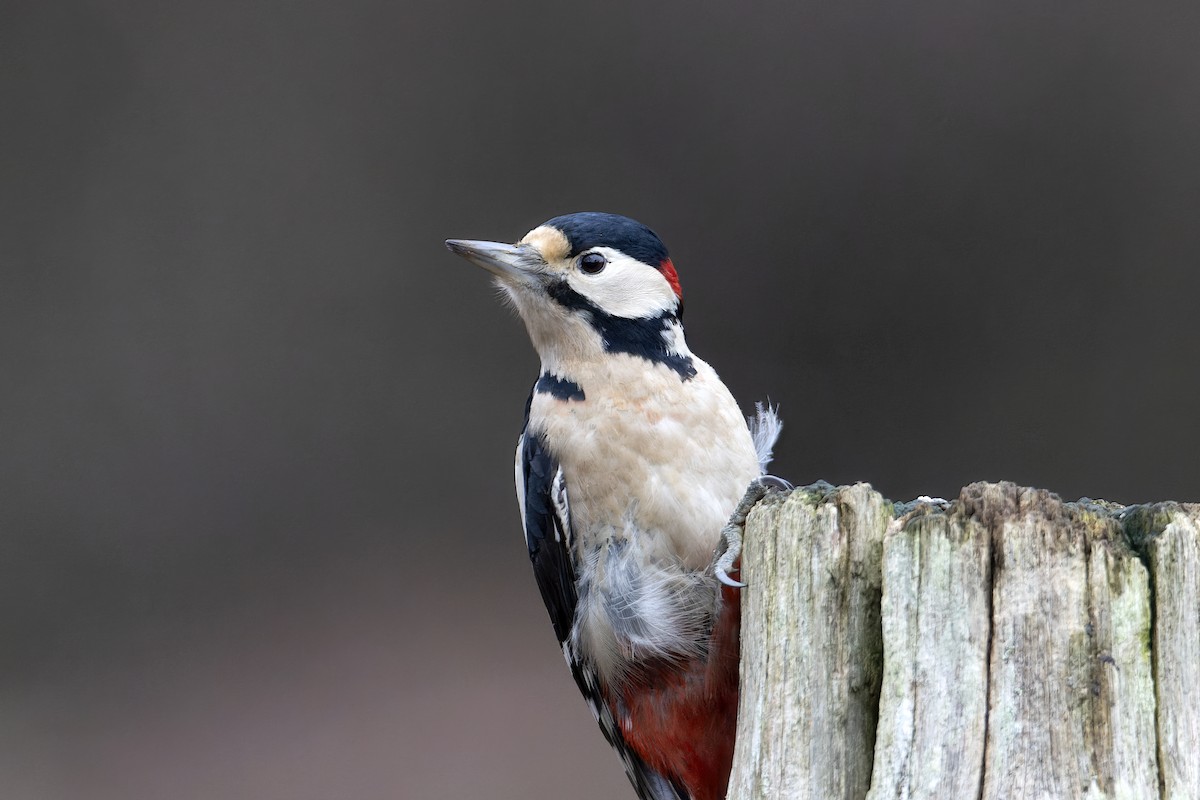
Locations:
3;1;1198;798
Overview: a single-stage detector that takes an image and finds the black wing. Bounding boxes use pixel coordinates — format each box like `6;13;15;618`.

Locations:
516;420;686;800
516;427;577;644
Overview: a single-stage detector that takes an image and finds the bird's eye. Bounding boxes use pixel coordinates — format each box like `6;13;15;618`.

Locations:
580;253;607;274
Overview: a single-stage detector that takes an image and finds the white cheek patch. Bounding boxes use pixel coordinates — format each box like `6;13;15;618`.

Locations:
565;247;677;319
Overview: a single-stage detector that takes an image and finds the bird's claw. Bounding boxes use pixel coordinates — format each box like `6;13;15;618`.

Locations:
714;475;791;589
757;475;793;492
714;526;746;588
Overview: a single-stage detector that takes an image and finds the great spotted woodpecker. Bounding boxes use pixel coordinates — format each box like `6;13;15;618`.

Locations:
446;212;783;800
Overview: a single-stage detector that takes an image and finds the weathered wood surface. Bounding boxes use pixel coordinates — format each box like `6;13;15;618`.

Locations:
977;485;1158;799
727;482;1200;800
1127;505;1200;797
728;483;887;800
867;495;991;799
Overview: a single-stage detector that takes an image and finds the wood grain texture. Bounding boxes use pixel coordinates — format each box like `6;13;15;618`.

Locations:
728;483;887;800
867;502;991;800
971;484;1158;800
1126;503;1200;797
727;482;1197;800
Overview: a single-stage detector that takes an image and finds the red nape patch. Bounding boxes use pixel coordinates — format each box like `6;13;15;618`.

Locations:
659;258;683;298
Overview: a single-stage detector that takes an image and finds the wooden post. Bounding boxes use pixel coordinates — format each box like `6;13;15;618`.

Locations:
727;482;1200;800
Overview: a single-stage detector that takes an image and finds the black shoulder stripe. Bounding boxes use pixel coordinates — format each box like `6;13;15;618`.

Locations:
535;372;586;402
545;280;696;380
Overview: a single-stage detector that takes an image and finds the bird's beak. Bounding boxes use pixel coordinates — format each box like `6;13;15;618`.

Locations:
445;239;541;283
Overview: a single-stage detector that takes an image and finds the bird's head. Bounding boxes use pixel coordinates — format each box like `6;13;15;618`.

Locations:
447;212;694;378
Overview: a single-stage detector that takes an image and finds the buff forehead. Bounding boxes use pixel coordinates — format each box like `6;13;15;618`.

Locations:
520;225;572;263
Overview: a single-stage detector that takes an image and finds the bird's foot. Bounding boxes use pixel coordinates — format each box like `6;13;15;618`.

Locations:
714;475;792;588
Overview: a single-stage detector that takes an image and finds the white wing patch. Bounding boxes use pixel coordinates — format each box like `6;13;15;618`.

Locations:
514;435;529;549
552;467;570;545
